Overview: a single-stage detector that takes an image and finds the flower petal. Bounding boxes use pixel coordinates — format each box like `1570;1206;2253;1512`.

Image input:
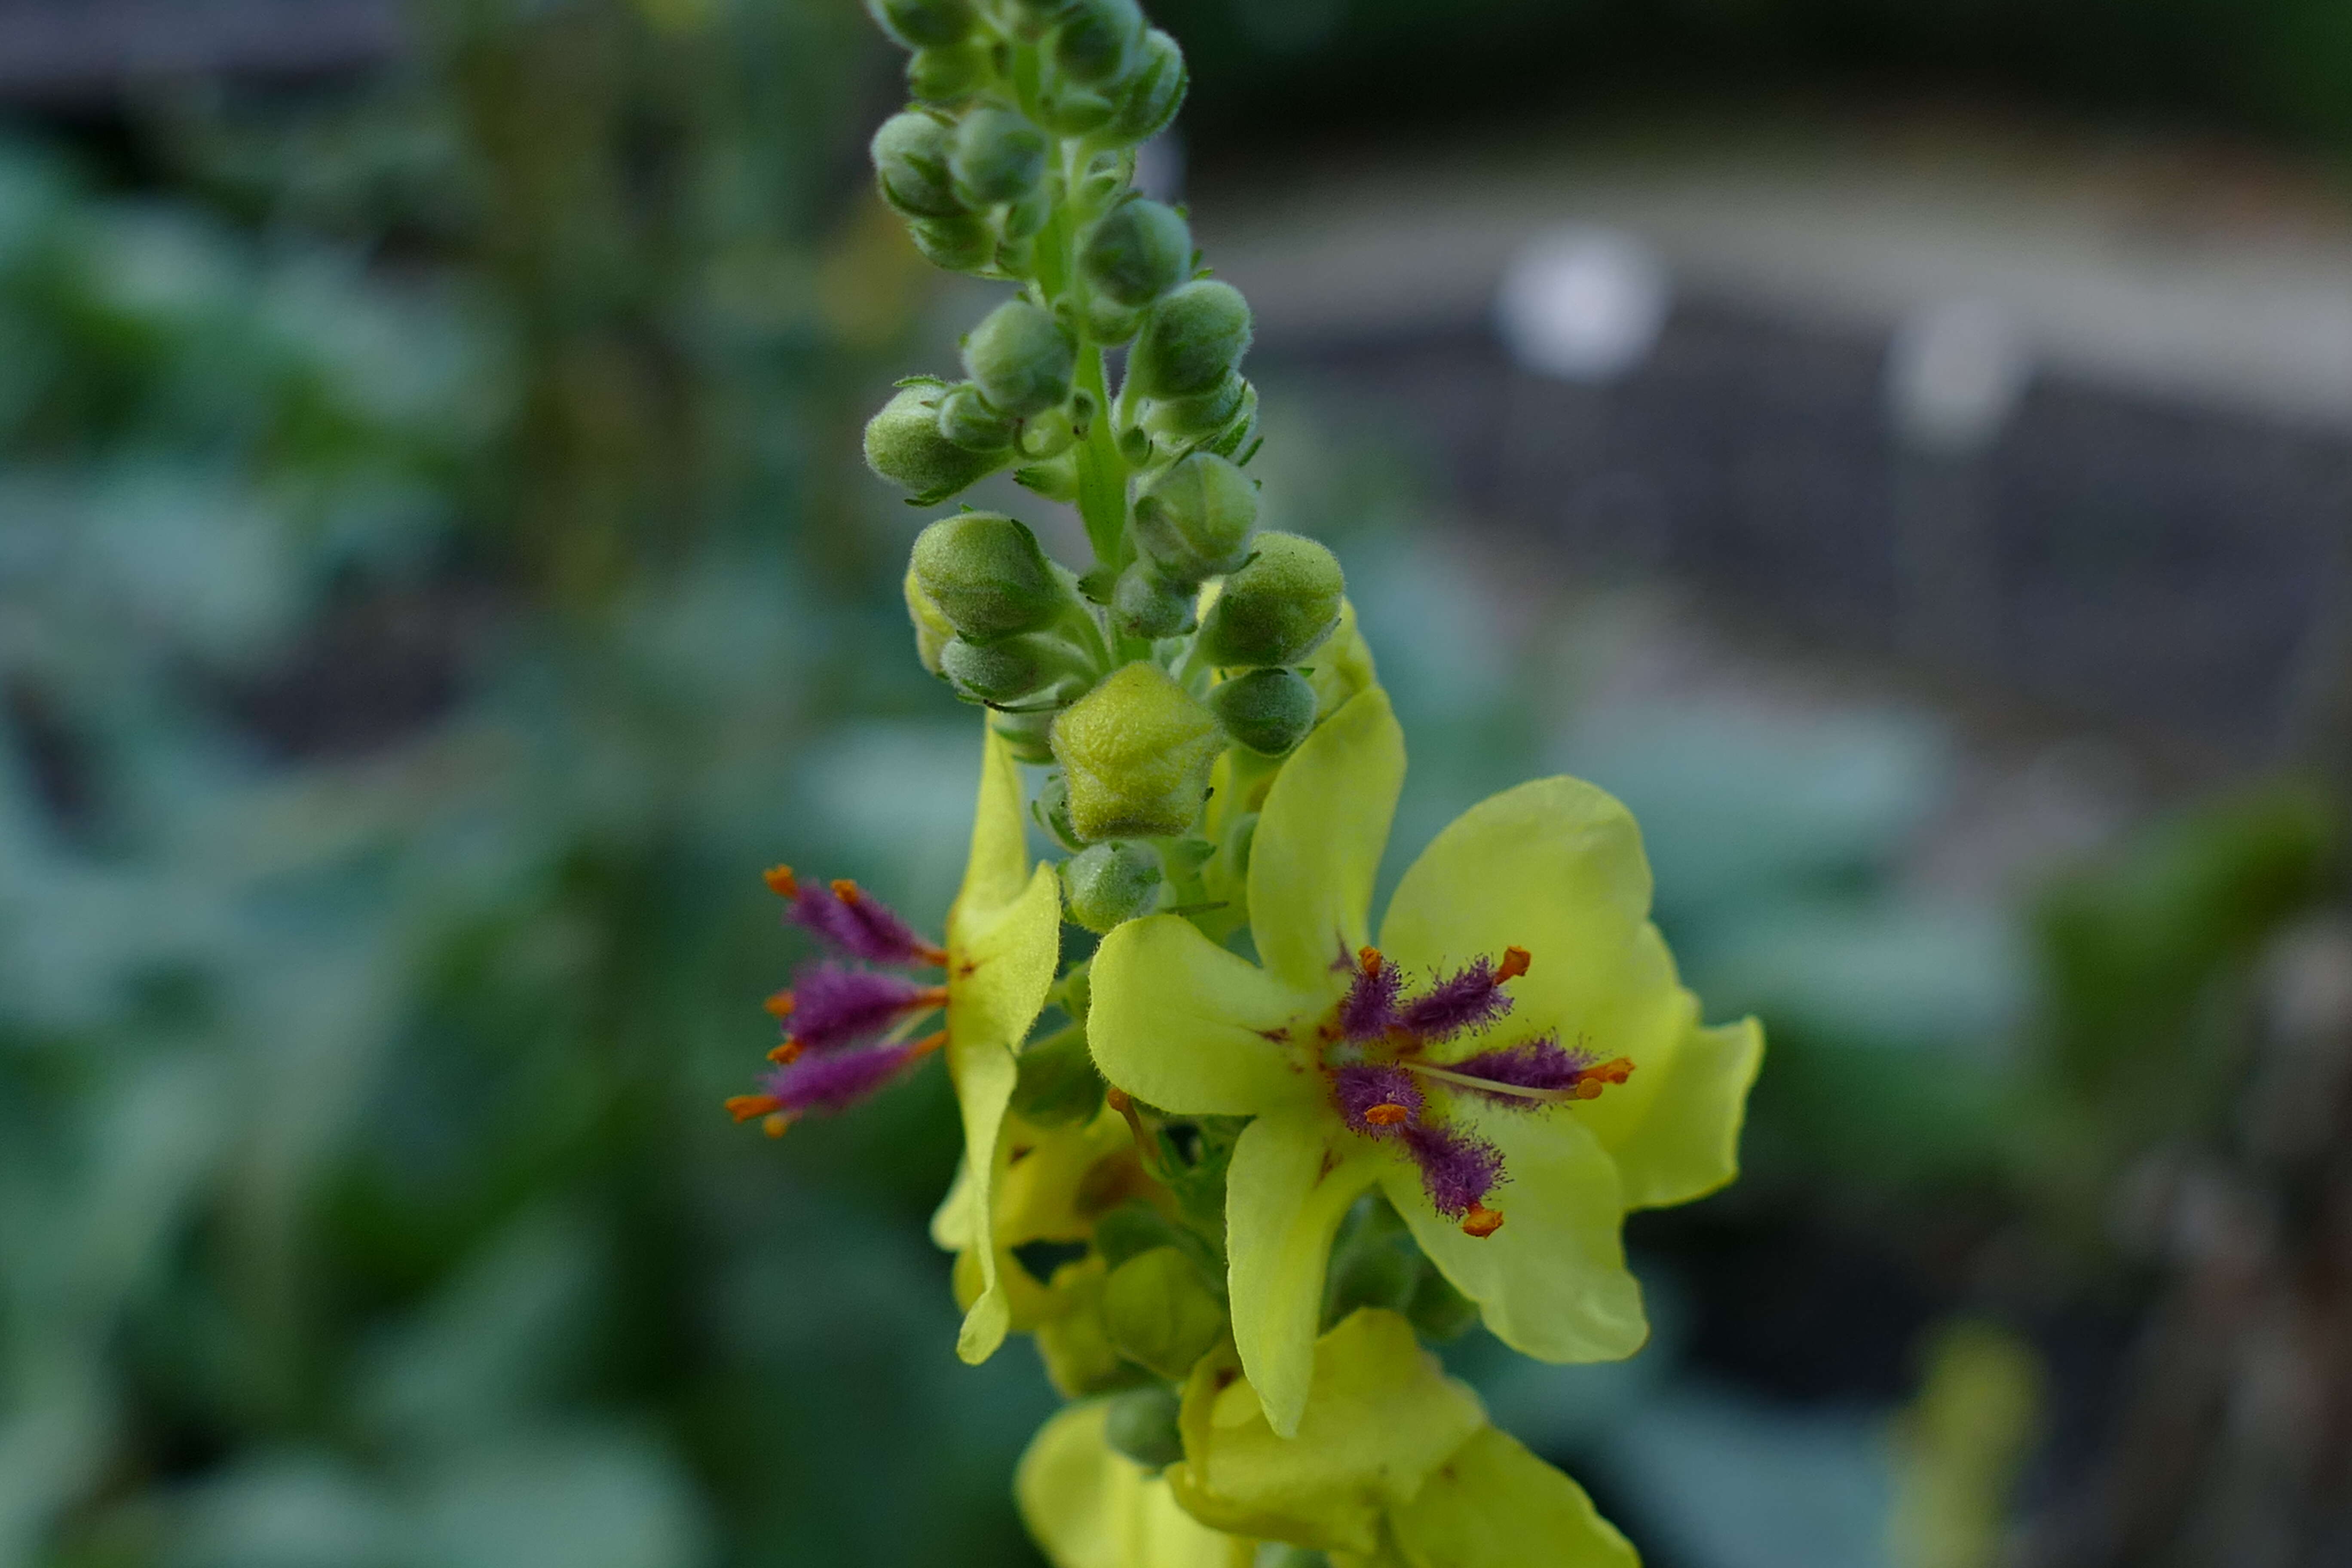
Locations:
1250;687;1405;994
1090;915;1319;1116
1389;1427;1638;1568
1017;1401;1256;1568
955;719;1040;923
1387;1109;1646;1366
1224;1106;1384;1439
1609;1014;1764;1211
1169;1309;1488;1556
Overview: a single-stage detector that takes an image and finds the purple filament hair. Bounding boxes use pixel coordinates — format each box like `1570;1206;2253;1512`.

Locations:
1335;956;1404;1041
1329;1063;1424;1137
1398;956;1516;1041
1446;1035;1586;1105
788;964;942;1054
1404;1122;1507;1219
765;1040;927;1115
789;879;940;967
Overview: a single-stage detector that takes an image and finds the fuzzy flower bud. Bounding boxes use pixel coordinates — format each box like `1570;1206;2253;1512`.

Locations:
1128;279;1252;400
904;566;956;675
963;300;1075;420
1052;0;1145;85
1139;370;1248;442
1195;532;1344;668
866;383;1005;502
1102;1246;1226;1381
1112;561;1195;640
990;707;1059;766
937;383;1017;452
1062;840;1164;934
950;107;1048;208
1102;29;1187;147
939;631;1088;705
1132;450;1255;583
906;41;991;103
905;213;996;274
870;111;967;219
1209;667;1317;755
1080;197;1191;309
863;0;974;49
1050;662;1221;841
910;511;1069;642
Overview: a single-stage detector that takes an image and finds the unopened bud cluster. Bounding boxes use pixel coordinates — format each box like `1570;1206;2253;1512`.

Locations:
863;0;1344;937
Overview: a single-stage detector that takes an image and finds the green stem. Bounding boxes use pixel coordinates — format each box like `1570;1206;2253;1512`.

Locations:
1073;344;1130;571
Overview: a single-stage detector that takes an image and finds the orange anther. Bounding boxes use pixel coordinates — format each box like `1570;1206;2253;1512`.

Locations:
1497;946;1531;982
1357;946;1385;976
763;991;796;1019
1461;1204;1505;1238
1574;1080;1605;1100
917;986;952;1010
1364;1102;1411;1128
830;879;863;906
909;1029;949;1059
763;865;799;898
726;1093;783;1123
762;1112;792;1138
767;1041;802;1065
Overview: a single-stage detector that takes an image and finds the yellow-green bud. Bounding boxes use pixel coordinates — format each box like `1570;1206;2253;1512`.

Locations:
870;111;965;219
963;300;1074;420
1063;840;1163;933
1209;668;1317;756
950;107;1047;207
1103;1384;1185;1473
1050;662;1221;841
940;632;1079;705
1132;451;1255;583
1129;280;1252;400
864;0;974;49
904;567;956;675
1195;533;1344;668
906;41;991;103
1103;1246;1226;1382
1052;0;1144;85
865;383;1005;502
1112;561;1194;639
937;383;1016;452
1080;197;1191;309
910;511;1068;640
990;707;1058;766
1103;30;1186;147
905;213;995;274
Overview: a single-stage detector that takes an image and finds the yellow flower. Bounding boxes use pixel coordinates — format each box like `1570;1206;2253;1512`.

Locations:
1019;1400;1257;1568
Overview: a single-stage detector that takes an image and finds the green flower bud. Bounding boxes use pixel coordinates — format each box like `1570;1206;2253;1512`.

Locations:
1102;29;1187;147
1035;85;1118;137
905;213;996;273
950;107;1047;208
1102;1384;1185;1473
1014;452;1080;503
906;40;991;103
1209;668;1317;756
1129;280;1252;400
990;707;1059;766
1112;561;1195;640
1200;380;1261;460
1084;296;1144;347
1002;0;1077;39
1102;1246;1226;1381
1093;1200;1189;1269
1010;1024;1104;1127
940;632;1080;705
1050;662;1221;842
937;383;1016;452
1195;533;1344;668
1141;371;1246;441
1002;181;1054;242
910;511;1068;640
1053;0;1145;85
962;300;1074;420
1080;197;1191;308
1062;840;1164;933
865;383;1005;502
1035;773;1081;849
1033;1263;1145;1398
870;111;966;219
1133;451;1255;582
863;0;974;49
905;566;956;675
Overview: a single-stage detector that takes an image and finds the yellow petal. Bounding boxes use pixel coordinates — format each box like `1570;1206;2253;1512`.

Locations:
1169;1309;1488;1556
1609;1014;1764;1211
1389;1427;1638;1568
1387;1110;1646;1366
1250;687;1405;994
1090;914;1320;1117
1017;1401;1257;1568
1225;1106;1385;1439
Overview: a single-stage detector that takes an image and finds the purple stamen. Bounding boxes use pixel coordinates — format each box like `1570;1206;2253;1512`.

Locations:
1446;1034;1586;1105
764;1037;934;1116
788;964;943;1054
1336;956;1403;1041
1403;1122;1507;1219
1330;1063;1424;1137
1398;957;1516;1041
788;879;943;968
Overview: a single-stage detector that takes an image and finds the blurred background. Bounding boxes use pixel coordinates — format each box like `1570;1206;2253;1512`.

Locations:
3;2;2349;1566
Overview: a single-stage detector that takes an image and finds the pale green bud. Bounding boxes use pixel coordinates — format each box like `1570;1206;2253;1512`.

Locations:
1102;1246;1226;1381
1080;197;1191;309
864;0;974;49
910;511;1068;640
1050;662;1221;842
1053;0;1144;85
1093;1200;1190;1268
1195;533;1344;668
1035;773;1082;849
1010;1023;1102;1127
905;567;956;676
1103;1384;1185;1473
1102;29;1187;147
870;111;966;219
905;213;995;273
1002;181;1054;242
865;383;1004;502
937;383;1016;452
963;300;1074;419
990;707;1059;766
1112;561;1194;640
1140;370;1246;441
1129;280;1252;400
1014;452;1081;503
1036;85;1118;137
939;632;1080;705
1209;668;1317;755
950;107;1047;207
1132;451;1255;583
1002;0;1077;38
907;41;991;103
1063;840;1163;933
